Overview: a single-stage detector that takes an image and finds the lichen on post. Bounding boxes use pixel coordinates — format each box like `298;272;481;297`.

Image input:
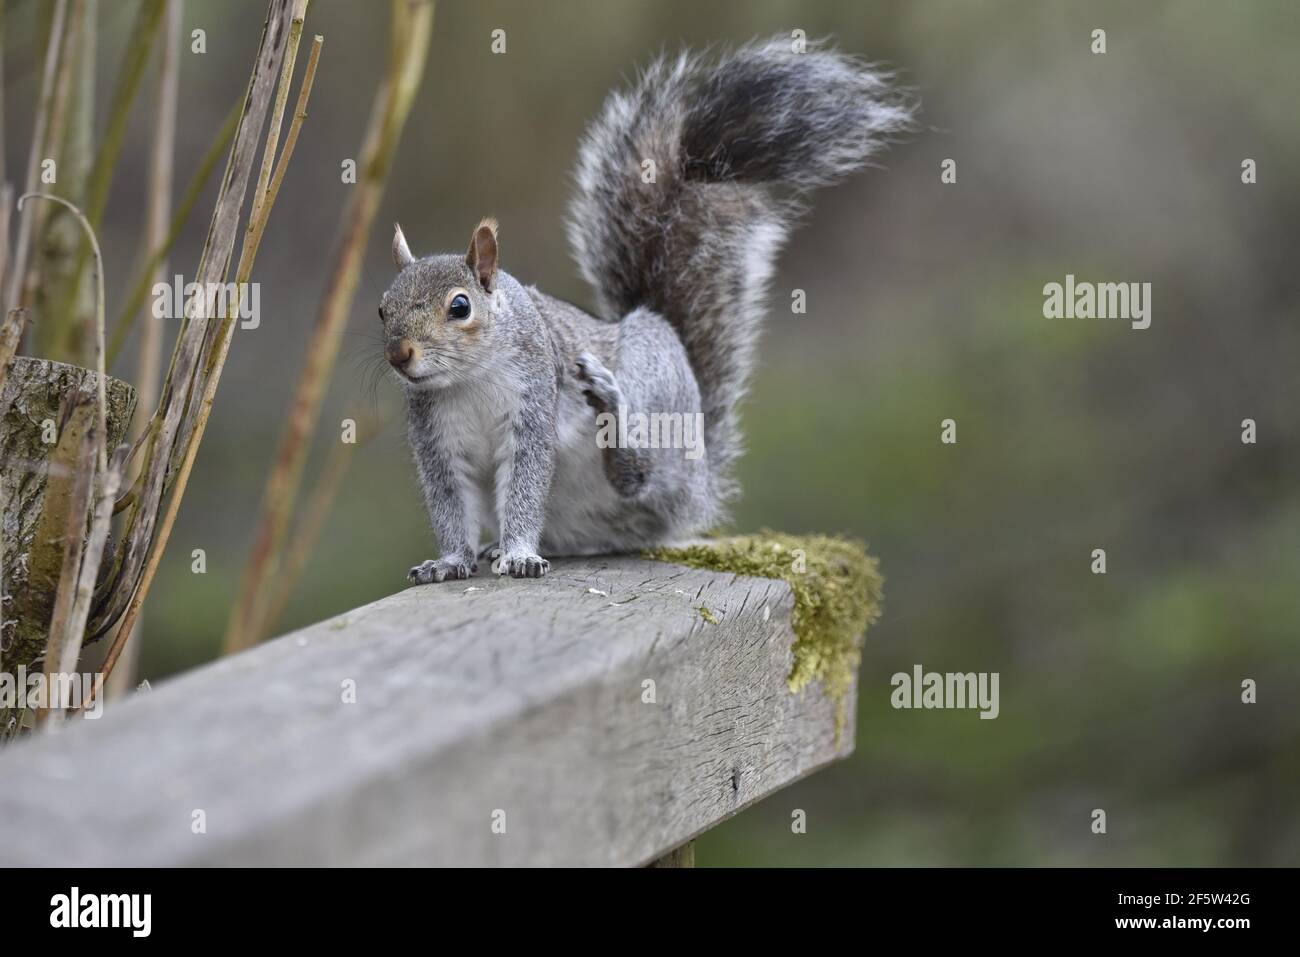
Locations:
0;356;135;737
646;532;883;733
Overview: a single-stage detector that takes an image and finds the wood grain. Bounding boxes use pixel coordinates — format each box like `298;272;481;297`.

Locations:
0;555;858;865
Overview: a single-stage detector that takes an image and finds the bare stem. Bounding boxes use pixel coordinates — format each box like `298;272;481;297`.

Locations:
253;414;377;639
85;0;298;645
224;0;434;655
88;0;320;699
17;192;109;724
19;193;107;474
0;308;28;393
4;0;68;315
24;0;91;354
36;399;95;727
46;0;166;360
105;98;240;368
108;0;183;699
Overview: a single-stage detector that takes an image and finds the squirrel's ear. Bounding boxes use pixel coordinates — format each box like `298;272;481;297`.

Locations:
392;222;415;269
466;217;499;292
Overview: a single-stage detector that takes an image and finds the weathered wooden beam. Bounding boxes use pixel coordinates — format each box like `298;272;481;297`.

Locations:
0;555;859;866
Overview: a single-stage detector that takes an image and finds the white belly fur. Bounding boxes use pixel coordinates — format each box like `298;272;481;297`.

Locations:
437;381;620;554
437;384;511;548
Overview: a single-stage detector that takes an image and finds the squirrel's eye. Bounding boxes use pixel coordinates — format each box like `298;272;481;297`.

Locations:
377;305;385;321
447;294;471;320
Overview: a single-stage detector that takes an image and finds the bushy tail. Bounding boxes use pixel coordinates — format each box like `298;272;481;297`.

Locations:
567;36;915;506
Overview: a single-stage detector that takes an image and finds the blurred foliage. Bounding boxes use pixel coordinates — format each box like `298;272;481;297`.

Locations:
5;0;1296;864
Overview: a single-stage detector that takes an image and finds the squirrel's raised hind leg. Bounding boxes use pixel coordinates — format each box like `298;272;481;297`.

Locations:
576;352;651;498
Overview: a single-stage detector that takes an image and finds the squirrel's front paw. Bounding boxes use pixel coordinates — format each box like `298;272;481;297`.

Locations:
407;556;477;584
493;551;551;579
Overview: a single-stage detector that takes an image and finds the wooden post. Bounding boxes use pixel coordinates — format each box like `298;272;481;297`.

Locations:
0;356;135;736
648;841;696;868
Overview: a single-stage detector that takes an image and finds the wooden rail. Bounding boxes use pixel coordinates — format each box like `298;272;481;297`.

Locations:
0;553;863;866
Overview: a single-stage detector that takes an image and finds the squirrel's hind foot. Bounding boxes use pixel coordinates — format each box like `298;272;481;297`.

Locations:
574;352;624;413
575;352;651;498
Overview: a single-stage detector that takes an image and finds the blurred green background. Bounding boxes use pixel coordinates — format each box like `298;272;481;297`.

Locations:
6;0;1298;864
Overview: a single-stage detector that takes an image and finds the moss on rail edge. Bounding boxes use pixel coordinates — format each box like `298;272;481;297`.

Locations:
646;532;883;734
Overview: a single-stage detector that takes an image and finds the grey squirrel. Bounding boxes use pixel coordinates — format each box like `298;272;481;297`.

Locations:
378;36;913;582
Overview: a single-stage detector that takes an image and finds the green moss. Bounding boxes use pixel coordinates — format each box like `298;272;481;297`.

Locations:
646;532;883;727
698;606;719;625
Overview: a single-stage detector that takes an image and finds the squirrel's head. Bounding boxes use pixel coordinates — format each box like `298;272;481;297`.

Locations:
377;218;501;390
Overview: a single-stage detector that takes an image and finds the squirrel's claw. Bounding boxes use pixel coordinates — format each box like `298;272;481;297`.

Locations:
408;557;477;584
495;552;550;579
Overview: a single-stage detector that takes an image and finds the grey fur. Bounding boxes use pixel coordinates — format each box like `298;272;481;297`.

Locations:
382;37;912;581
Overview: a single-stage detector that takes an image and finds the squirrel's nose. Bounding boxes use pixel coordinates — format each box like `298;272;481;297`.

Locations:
386;338;418;369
